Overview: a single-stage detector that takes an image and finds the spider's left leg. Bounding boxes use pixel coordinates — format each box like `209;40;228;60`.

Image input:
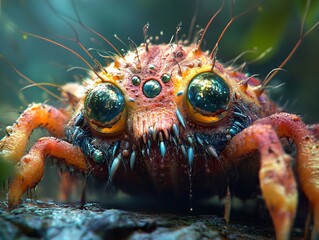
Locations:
223;123;297;240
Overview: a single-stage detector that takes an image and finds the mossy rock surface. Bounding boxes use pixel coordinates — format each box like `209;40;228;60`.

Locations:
0;200;304;240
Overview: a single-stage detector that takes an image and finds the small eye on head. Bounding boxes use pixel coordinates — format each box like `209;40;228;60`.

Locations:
84;82;126;135
131;76;141;86
186;72;230;125
161;73;171;83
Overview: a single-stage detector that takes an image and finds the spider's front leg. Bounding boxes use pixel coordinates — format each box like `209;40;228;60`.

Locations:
9;136;87;208
0;104;68;163
0;104;88;208
223;112;319;240
256;113;319;240
223;122;297;240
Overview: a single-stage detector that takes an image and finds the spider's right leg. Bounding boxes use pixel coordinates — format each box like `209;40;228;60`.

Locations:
8;136;87;208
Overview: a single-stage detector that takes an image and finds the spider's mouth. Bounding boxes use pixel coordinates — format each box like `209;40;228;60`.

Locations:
109;126;226;197
129;109;181;154
66;110;233;197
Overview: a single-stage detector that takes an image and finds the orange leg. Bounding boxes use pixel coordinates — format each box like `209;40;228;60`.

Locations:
223;123;297;240
0;103;88;207
0;104;70;163
255;113;319;239
8;137;87;208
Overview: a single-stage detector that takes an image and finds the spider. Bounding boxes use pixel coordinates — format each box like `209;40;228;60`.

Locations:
0;1;319;239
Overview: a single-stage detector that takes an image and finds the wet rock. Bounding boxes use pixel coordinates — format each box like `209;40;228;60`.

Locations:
0;200;303;240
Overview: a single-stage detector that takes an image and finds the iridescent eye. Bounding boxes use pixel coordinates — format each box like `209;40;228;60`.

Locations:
142;80;162;98
187;72;230;124
131;76;141;86
84;83;126;134
161;73;171;83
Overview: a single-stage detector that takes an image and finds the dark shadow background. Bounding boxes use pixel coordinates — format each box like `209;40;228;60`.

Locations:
0;0;318;203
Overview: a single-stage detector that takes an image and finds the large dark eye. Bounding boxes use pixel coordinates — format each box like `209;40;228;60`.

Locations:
84;83;126;134
187;72;230;124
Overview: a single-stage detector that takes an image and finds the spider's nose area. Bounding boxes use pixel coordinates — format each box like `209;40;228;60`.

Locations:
128;109;179;145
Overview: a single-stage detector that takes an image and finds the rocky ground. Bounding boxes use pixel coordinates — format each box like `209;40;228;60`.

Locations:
0;199;306;240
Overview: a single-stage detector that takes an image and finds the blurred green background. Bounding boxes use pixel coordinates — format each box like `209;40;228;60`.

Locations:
0;0;318;201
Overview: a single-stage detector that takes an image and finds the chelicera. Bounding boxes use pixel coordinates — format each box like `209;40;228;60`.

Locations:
0;1;319;240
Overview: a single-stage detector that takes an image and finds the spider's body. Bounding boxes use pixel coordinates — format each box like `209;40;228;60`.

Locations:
1;4;319;240
61;43;275;201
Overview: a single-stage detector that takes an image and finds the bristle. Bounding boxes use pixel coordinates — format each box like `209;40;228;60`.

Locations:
159;132;164;142
177;90;184;96
148;127;153;136
173;123;179;138
109;153;122;180
176;108;186;129
187;136;193;145
112;141;121;157
152;127;157;141
206;145;219;159
159;141;166;158
163;128;170;141
143;23;150;52
187;147;194;169
234;121;245;130
195;134;204;147
233;111;247;119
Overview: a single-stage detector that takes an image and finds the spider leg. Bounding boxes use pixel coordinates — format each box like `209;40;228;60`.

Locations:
0;104;69;163
0;103;88;208
223;123;297;240
8;137;87;208
255;113;319;240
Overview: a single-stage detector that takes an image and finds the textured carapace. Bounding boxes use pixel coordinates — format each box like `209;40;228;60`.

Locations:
62;41;275;199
